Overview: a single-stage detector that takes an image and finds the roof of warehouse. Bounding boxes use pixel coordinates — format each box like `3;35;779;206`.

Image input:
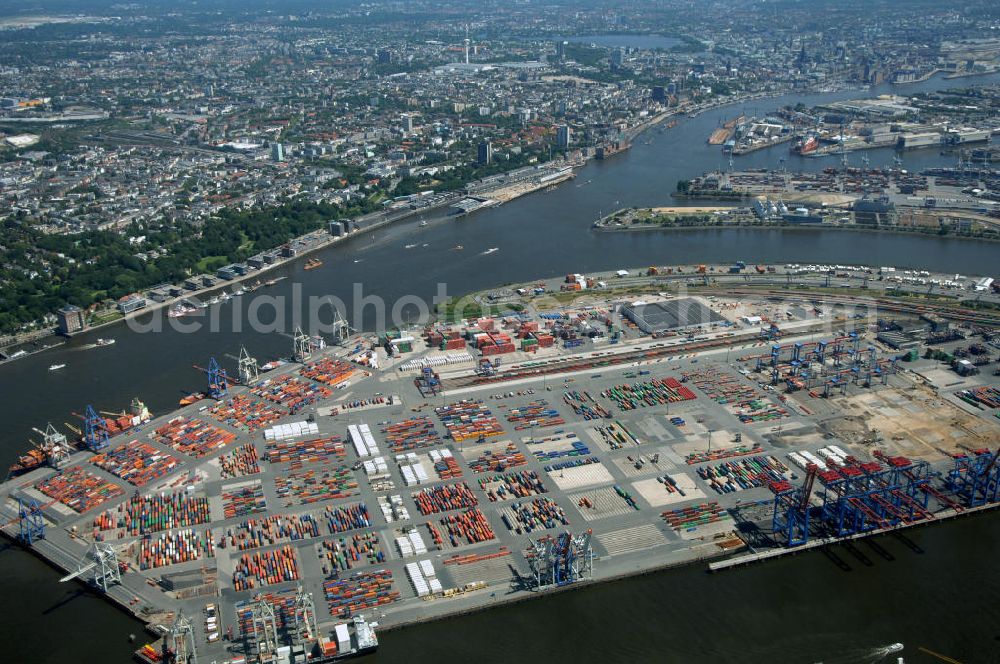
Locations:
624;298;725;330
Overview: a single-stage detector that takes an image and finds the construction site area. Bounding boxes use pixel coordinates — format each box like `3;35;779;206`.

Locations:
2;262;999;664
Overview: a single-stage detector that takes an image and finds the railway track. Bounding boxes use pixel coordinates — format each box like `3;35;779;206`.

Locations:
442;288;998;390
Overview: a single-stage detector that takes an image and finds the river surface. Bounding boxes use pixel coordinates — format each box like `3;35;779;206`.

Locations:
2;72;999;663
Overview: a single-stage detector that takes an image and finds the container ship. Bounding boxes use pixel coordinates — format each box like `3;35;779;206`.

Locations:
792;135;819;155
74;397;152;438
8;424;73;477
178;392;206;407
143;616;378;664
309;616;379;662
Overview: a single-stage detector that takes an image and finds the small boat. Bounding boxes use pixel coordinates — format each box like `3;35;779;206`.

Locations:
49;364;66;371
304;258;323;270
265;279;277;287
179;392;206;407
481;247;499;255
207;296;220;305
96;338;115;346
353;259;363;263
219;291;231;301
404;244;418;249
8;349;27;359
419;219;428;227
422;243;429;247
452;245;464;251
261;359;287;372
232;287;245;296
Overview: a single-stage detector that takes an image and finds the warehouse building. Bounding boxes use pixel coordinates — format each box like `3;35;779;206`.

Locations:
621;298;726;334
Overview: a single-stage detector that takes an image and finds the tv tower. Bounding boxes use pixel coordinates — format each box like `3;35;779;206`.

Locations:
464;25;470;64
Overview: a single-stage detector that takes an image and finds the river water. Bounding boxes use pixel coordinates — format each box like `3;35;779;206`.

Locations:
2;73;999;663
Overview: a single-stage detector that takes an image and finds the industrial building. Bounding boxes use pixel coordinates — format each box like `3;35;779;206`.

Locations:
621;298;726;334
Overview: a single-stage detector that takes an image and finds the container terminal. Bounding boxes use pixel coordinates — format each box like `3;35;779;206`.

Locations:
2;262;999;664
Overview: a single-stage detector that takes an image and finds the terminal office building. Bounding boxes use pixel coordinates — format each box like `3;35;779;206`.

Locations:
620;298;726;335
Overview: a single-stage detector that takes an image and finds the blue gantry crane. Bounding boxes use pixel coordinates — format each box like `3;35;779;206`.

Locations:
83;404;110;451
206;356;230;399
769;463;816;547
18;498;45;544
948;448;1000;508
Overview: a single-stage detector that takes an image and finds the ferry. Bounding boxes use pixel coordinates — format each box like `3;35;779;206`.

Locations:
49;363;66;371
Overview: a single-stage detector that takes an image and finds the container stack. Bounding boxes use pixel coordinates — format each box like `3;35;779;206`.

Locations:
381;417;441;453
93;491;211;537
440;508;496;546
498;498;569;534
595;421;642;450
322;570;400;617
684;443;764;465
476;331;515;356
322;503;372;534
505;400;566;430
36;465;125;513
361;456;391;483
412;482;478;515
266;436;346;467
404;560;442;597
138;528;214;570
394;529;428;558
429;449;463;480
563;391;612;420
221;513;322;550
263;420;320;443
218;444;262;478
274;466;358;506
531;440;591;462
377;495;410;523
231;545;300;591
154;416;238;457
91;441;180;487
318;533;385;573
467;442;528;473
222;482;268;518
696;455;789;494
478;470;547;502
661;502;733;533
396;453;431;487
208;394;284;432
250;374;333;414
348;423;380;458
435;400;504;442
600;377;697;411
300;357;356;387
443;547;512;566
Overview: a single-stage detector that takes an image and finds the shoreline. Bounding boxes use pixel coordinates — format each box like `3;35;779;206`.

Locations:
592;220;1000;243
1;72;987;362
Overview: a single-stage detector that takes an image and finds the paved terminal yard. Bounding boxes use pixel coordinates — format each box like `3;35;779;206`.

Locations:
2;269;999;662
